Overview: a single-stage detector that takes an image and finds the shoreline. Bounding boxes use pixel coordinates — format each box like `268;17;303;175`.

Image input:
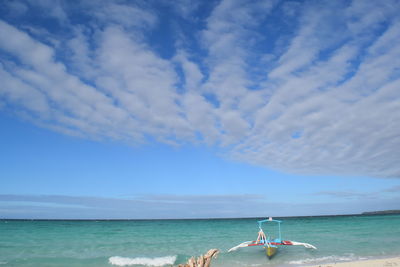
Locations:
309;256;400;267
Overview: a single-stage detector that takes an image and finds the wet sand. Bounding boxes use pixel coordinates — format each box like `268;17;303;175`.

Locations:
310;256;400;267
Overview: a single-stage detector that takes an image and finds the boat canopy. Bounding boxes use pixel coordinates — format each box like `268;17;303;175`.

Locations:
258;217;282;242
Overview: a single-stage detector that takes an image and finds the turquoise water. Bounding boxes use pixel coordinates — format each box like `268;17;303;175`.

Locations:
1;215;400;266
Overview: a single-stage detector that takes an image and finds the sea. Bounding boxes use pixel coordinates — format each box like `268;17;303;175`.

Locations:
1;214;400;267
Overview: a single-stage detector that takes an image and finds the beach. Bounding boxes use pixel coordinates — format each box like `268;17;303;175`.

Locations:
310;256;400;267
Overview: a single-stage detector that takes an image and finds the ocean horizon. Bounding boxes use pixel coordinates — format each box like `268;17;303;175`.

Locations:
4;209;398;221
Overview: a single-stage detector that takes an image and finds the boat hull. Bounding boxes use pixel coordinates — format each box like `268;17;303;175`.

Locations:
265;246;277;259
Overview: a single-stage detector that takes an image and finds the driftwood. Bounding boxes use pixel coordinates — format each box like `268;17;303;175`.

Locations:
177;249;219;267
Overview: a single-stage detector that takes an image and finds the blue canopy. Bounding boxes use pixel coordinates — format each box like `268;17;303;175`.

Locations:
257;218;282;241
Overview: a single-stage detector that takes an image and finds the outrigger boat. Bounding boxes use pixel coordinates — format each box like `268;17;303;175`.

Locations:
228;217;316;259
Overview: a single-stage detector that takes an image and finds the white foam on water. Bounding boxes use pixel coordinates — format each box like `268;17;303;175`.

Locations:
288;254;369;265
109;255;177;266
0;262;7;265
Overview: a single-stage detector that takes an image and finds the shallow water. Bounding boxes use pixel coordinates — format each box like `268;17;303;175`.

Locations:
1;214;399;266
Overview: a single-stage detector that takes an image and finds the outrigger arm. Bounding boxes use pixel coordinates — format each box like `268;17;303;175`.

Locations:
228;241;253;252
289;241;317;250
228;239;317;252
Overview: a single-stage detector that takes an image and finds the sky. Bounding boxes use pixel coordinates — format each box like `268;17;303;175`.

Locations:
0;0;399;219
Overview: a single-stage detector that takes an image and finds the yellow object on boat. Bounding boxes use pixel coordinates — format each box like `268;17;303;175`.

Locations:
265;246;277;259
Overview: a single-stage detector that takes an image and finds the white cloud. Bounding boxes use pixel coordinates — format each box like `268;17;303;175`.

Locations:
174;51;203;91
0;0;400;178
89;2;157;30
228;1;400;178
0;63;49;113
198;0;278;145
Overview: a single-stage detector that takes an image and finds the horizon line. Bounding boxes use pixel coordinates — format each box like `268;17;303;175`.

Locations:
2;211;399;221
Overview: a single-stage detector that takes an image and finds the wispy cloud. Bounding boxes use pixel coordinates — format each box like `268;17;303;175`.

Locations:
1;193;399;219
313;191;374;200
313;185;400;200
382;185;400;193
0;194;269;219
0;0;399;177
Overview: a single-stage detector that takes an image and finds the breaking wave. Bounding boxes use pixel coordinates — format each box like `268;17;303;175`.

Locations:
109;255;177;266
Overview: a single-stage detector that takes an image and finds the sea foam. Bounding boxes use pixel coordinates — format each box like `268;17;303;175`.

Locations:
109;255;177;266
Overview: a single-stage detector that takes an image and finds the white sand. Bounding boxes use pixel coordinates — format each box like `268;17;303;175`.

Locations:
309;256;400;267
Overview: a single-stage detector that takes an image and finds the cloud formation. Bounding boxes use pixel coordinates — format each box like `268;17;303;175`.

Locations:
0;194;270;219
0;0;399;177
2;192;399;219
315;185;400;200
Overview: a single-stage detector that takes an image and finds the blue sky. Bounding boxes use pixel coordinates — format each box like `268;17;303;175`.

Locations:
0;0;399;219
